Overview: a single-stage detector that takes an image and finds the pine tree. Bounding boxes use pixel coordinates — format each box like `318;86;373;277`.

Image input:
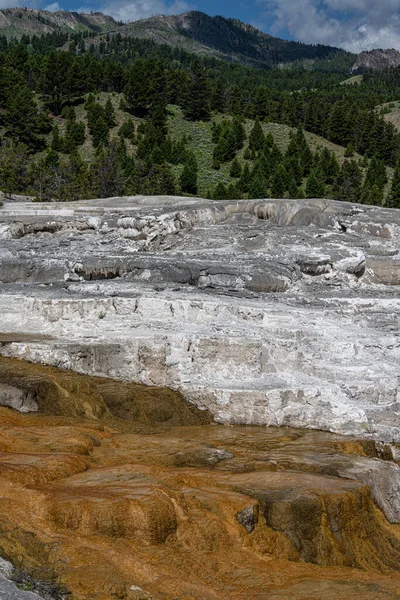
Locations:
119;119;135;142
227;183;241;199
239;163;252;193
230;157;242;178
51;125;64;152
269;144;283;172
91;115;109;148
344;143;355;158
180;153;198;195
185;59;211;122
264;132;274;149
249;173;269;199
365;184;383;206
389;164;400;208
300;142;313;176
306;167;326;198
91;142;126;198
364;157;388;192
0;141;29;195
287;168;298;198
244;147;251;160
104;97;116;129
249;118;265;153
232;116;246;150
334;160;363;203
213;182;229;200
271;164;288;198
319;148;340;184
253;154;270;180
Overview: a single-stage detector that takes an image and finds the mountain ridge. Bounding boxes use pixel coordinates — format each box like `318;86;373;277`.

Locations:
120;11;352;68
0;8;396;74
0;7;353;70
0;7;119;37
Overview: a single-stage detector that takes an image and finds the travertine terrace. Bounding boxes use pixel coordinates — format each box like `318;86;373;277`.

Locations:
0;196;400;441
1;196;400;598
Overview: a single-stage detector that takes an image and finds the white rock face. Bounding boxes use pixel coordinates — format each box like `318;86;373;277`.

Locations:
0;383;38;413
0;196;400;441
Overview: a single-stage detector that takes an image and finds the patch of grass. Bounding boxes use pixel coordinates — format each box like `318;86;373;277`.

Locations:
340;75;363;85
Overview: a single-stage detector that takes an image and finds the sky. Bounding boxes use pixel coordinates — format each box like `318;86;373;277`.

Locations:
6;0;400;53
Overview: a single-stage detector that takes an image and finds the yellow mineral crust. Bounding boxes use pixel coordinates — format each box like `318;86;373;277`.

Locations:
0;357;399;599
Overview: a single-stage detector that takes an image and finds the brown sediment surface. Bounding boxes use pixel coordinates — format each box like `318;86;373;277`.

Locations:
0;358;400;599
0;333;54;343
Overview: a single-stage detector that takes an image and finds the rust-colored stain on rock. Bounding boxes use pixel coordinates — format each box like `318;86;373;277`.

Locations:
0;357;400;599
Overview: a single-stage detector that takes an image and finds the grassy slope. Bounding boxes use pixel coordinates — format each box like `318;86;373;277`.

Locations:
168;105;365;196
376;100;400;131
50;96;389;198
340;75;363;85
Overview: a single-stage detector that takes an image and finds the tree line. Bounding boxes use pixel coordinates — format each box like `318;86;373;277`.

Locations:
0;31;400;205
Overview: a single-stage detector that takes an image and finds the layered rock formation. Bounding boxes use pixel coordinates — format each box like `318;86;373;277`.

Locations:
0;358;399;599
0;196;399;441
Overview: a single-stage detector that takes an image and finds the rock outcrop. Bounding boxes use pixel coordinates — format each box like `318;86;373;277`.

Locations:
0;196;400;442
351;48;400;73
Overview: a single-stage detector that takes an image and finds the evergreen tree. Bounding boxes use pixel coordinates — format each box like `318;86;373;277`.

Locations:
0;141;29;195
213;182;229;200
185;59;211;122
119;119;135;141
363;157;388;192
271;164;288;198
269;144;283;172
91;142;126;198
239;163;252;193
344;143;355;158
5;85;50;151
364;184;383;206
287;168;298;198
264;132;274;149
249;173;269;199
232;116;246;150
244;147;251;160
334;160;363;203
230;157;242;178
180;152;198;195
91;115;109;148
388;164;400;208
51;125;64;152
104;97;116;128
227;183;241;199
306;167;326;198
319;148;340;184
249;117;265;153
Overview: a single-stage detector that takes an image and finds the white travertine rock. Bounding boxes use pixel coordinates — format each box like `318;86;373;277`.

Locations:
0;196;400;442
0;383;38;413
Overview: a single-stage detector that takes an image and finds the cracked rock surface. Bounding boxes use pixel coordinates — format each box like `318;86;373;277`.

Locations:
0;196;400;441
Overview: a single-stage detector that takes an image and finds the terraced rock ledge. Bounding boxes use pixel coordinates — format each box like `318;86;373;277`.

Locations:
0;196;400;441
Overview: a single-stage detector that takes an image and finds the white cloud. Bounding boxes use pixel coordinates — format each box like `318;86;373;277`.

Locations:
87;0;192;23
257;0;400;52
44;1;61;10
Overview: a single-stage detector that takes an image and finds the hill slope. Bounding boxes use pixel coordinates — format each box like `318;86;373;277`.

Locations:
120;11;352;67
0;8;119;38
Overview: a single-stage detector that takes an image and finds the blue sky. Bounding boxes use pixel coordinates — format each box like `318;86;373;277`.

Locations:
11;0;400;52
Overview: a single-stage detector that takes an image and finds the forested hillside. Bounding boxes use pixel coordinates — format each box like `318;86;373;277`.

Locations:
120;11;354;69
1;26;400;206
